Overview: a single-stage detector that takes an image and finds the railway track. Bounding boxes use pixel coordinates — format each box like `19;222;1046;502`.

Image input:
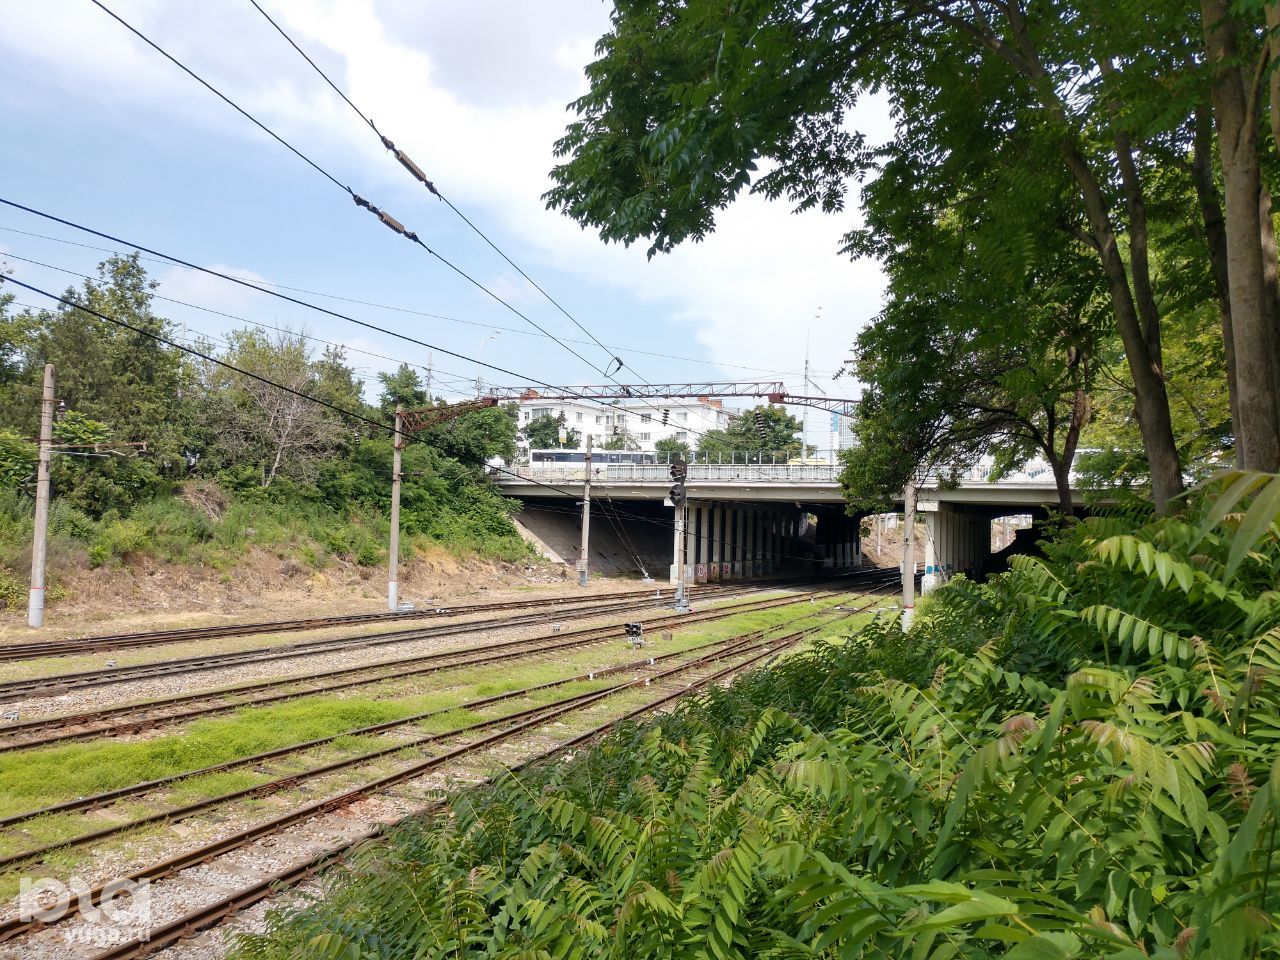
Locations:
0;591;889;956
0;611;852;870
0;610;847;834
0;571;898;753
0;573;865;701
0;579;769;662
0;589;742;702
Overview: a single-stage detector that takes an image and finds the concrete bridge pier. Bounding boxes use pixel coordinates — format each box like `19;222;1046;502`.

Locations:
811;507;861;573
667;501;841;585
919;501;990;579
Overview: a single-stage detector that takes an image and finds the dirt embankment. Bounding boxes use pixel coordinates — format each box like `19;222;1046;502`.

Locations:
0;545;615;641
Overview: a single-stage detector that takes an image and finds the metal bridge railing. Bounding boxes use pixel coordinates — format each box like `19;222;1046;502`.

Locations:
496;462;841;484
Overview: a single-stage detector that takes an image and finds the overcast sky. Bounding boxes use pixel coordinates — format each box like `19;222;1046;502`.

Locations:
0;0;891;448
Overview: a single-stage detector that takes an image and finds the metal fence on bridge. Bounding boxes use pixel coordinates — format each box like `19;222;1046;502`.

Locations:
496;462;841;484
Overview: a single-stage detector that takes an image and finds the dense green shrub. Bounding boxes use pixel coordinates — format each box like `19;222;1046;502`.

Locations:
236;474;1280;959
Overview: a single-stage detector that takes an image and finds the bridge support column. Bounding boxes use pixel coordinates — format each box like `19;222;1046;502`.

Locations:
749;506;758;577
720;507;733;581
708;505;722;581
920;502;992;579
722;506;733;580
683;502;698;587
733;507;745;578
727;506;737;583
696;503;710;582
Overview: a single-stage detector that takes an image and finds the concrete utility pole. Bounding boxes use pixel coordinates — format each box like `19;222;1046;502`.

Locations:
28;363;54;629
901;481;916;632
385;397;497;611
387;406;403;612
673;501;690;612
670;457;690;612
578;435;592;586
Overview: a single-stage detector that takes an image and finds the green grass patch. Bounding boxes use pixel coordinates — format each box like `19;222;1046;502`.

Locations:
0;697;413;819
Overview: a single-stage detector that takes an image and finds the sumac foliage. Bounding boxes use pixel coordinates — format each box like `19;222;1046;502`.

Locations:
235;474;1280;959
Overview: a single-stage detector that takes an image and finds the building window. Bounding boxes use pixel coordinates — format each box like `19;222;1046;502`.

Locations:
522;411;530;421
595;415;603;424
641;413;652;423
575;412;583;422
638;433;651;441
675;431;687;440
676;412;688;422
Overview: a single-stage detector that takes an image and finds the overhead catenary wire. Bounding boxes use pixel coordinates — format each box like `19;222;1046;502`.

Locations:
114;0;719;434
0;251;517;400
0;196;728;443
244;0;626;379
88;0;616;383
2;275;827;565
0;224;838;379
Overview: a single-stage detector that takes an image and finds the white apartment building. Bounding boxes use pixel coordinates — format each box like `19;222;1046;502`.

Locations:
516;395;734;452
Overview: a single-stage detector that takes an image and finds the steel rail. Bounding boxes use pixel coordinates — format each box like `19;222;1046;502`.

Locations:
0;577;829;703
0;606;862;831
0;582;748;662
0;610;855;869
1;602;872;949
0;591;809;751
0;574;895;752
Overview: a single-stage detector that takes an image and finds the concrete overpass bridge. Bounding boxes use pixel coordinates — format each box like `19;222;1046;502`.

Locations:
494;455;1087;584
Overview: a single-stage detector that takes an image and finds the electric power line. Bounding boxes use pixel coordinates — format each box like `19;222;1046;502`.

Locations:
1;274;825;564
89;0;616;383
0;223;839;379
0;197;729;444
0;250;514;399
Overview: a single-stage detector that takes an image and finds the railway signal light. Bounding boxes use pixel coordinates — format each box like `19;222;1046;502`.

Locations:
752;410;769;441
670;459;688;481
625;622;645;647
669;482;686;507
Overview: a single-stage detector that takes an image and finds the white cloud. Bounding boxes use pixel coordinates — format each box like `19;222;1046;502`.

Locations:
1;0;889;440
154;262;274;313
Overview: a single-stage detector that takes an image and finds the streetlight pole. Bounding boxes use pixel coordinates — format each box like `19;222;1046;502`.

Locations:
387;406;403;612
28;363;55;629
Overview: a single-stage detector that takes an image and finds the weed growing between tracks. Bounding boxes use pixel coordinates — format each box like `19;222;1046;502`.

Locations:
0;594;869;895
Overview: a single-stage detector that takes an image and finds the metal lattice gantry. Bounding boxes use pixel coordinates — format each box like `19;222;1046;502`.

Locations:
484;382;857;417
398;397;497;435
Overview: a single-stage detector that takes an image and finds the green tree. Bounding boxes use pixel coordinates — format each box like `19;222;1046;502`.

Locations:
0;430;35;492
420;402;519;464
654;436;691;461
544;1;1276;508
697;405;802;462
522;413;578;449
843;159;1107;512
202;328;353;487
4;256;188;473
377;363;427;416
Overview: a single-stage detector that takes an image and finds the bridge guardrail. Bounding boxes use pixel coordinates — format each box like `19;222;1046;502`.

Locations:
496;463;841;483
